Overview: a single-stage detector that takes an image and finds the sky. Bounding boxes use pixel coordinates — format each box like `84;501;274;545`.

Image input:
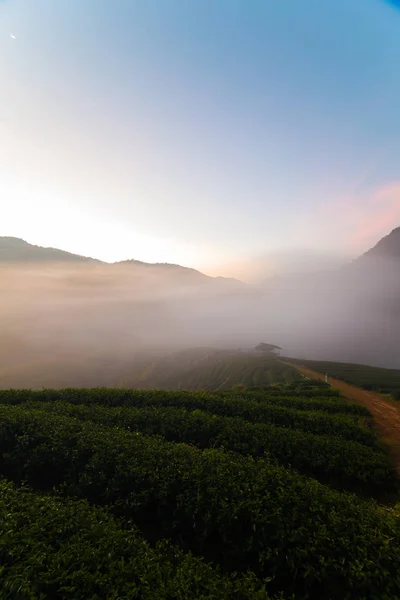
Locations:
1;0;400;280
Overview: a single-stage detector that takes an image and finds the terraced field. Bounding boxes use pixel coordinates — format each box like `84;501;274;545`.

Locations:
120;350;302;390
288;357;400;399
0;348;302;390
0;381;399;598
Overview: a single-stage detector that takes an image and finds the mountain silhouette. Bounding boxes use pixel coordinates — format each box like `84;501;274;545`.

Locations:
0;236;241;286
357;227;400;262
0;237;98;263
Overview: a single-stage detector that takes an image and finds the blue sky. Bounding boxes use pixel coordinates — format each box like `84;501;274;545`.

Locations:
1;0;400;278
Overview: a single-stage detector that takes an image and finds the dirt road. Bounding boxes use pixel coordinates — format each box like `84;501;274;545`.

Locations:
290;363;400;474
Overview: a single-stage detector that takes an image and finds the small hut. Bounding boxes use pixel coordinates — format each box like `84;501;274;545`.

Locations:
254;343;282;355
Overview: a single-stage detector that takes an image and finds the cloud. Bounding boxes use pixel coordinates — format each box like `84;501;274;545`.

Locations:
346;183;400;249
341;183;400;252
299;180;400;257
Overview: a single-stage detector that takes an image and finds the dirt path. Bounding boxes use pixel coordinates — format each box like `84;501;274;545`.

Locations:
289;363;400;474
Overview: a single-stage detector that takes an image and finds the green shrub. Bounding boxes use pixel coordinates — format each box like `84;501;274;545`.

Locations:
0;479;276;599
0;389;377;446
220;391;369;416
22;400;396;494
0;406;399;599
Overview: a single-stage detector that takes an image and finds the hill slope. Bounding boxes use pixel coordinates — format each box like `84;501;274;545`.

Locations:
0;348;300;390
0;237;99;263
118;349;301;390
356;226;400;262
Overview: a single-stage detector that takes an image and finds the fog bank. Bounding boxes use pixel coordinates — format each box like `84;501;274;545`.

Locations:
1;250;399;388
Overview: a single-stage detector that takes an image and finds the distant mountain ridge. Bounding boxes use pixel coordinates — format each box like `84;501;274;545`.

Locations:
0;237;99;263
0;236;241;284
2;228;400;278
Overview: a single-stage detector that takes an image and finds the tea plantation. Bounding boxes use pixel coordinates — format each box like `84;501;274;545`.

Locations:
0;380;399;599
288;358;400;399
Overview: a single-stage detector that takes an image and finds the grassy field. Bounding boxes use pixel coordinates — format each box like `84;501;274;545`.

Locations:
288;358;400;399
0;382;399;598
